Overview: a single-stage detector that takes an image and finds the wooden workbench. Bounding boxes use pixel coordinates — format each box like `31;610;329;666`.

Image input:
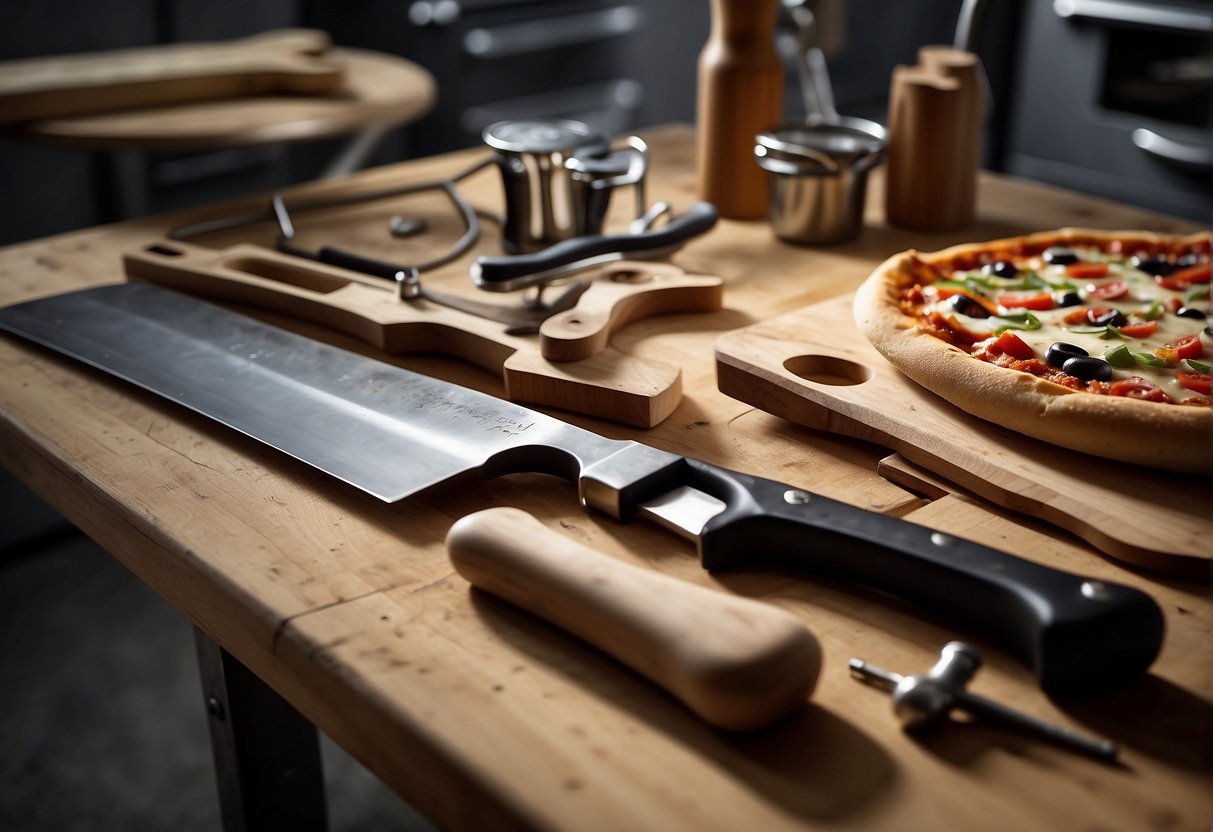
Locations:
0;124;1208;831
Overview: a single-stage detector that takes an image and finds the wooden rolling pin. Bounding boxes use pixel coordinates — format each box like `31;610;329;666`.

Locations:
446;507;822;731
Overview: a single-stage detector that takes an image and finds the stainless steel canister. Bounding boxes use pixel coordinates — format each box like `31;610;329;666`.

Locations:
754;117;887;245
484;119;609;254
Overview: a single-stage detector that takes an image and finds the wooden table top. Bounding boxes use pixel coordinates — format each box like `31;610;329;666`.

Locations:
9;47;436;151
0;124;1207;831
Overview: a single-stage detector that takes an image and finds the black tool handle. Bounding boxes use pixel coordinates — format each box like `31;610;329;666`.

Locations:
473;201;718;288
682;460;1164;695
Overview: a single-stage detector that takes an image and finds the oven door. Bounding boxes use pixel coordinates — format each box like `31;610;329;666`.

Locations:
1004;0;1211;220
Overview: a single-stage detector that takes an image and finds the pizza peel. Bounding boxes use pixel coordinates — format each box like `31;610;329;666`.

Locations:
715;295;1211;578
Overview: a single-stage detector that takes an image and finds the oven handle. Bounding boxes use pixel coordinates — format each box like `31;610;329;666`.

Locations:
464;5;644;59
1053;0;1212;33
1132;128;1213;172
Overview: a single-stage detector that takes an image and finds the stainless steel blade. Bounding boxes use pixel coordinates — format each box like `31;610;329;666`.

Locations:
0;283;663;503
0;282;1168;693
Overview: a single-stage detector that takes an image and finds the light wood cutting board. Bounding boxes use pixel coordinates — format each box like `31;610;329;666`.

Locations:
716;295;1211;578
123;241;725;429
0;29;345;125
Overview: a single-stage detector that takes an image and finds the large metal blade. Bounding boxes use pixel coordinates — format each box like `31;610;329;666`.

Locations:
0;283;630;502
0;282;1167;693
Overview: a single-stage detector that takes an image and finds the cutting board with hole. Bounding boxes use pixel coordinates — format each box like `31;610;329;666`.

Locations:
123;241;726;429
0;29;345;125
715;295;1211;578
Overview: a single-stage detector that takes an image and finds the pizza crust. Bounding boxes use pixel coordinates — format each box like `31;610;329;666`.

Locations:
854;229;1212;474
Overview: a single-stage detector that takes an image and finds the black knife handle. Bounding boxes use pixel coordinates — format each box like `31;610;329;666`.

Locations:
683;460;1164;695
472;201;718;287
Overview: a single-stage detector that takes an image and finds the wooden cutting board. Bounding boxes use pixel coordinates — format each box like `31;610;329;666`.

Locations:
124;241;723;429
716;295;1211;578
0;29;345;125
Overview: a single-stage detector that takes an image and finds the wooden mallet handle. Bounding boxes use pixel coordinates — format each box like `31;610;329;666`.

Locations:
446;507;821;731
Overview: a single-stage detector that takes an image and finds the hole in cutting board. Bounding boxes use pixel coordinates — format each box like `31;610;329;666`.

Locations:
784;354;872;386
224;257;345;294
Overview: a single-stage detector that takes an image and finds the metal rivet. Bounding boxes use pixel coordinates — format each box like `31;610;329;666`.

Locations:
930;532;956;547
783;489;812;505
206;696;226;721
1080;580;1112;602
396;267;422;300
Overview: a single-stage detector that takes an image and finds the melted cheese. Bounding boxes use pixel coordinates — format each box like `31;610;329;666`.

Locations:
924;250;1210;403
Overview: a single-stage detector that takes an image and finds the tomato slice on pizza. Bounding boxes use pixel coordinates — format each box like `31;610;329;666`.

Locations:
854;229;1211;474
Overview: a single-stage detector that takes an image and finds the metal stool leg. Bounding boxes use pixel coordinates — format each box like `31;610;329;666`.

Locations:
194;627;328;832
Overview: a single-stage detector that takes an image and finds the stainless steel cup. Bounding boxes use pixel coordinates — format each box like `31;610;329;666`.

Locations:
484;119;607;254
754;117;887;245
484;119;651;255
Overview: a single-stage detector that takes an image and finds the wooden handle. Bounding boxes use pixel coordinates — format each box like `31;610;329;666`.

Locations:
446;507;821;731
539;262;724;362
124;240;684;428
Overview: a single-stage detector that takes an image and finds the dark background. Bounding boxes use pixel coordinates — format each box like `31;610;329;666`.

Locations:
4;0;1205;250
1;1;1209;829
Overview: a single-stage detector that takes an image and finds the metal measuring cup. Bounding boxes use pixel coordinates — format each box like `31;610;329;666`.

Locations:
483;119;648;255
754;117;887;245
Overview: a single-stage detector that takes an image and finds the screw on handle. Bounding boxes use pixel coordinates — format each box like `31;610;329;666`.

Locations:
446;507;822;731
850;643;1119;764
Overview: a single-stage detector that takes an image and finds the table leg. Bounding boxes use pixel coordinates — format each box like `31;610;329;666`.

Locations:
194;627;329;832
320;126;390;179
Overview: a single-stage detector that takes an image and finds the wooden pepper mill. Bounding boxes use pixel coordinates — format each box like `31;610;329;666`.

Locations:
697;0;784;220
885;47;983;231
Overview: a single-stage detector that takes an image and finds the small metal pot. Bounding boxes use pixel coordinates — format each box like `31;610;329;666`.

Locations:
484;119;648;255
754;117;887;245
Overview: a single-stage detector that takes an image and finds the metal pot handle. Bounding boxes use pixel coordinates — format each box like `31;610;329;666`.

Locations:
567;136;650;219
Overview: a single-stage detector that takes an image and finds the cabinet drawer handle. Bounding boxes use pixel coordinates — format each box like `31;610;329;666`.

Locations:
465;5;643;59
1132;128;1212;171
1053;0;1212;33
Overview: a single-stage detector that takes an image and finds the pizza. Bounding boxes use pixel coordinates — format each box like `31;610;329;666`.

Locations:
853;228;1211;474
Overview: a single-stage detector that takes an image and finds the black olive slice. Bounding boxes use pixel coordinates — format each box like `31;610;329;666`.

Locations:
944;294;989;318
1062;355;1113;382
1046;342;1088;368
1089;309;1128;328
983;260;1018;279
1043;246;1079;265
1131;256;1174;276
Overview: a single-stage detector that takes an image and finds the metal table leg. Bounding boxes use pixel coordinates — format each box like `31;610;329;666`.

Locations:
194;627;328;832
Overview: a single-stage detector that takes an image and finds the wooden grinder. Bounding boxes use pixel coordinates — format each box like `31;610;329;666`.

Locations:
885;47;983;231
696;0;784;220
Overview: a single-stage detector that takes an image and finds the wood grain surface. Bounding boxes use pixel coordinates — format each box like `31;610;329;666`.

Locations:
716;295;1212;576
10;47;435;151
446;506;822;732
539;261;723;362
122;241;690;428
0;29;345;125
0;125;1207;832
696;0;783;218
